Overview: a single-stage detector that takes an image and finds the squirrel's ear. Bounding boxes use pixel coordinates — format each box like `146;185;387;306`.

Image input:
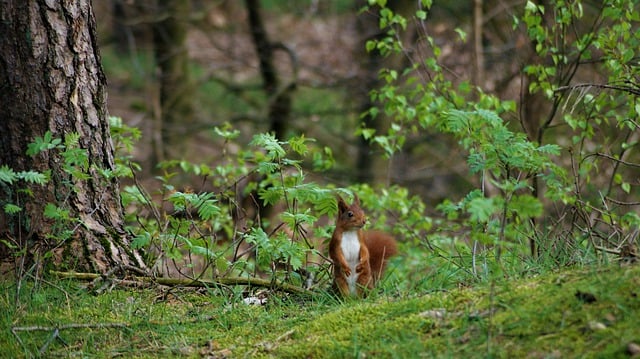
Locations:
352;193;360;205
336;195;347;212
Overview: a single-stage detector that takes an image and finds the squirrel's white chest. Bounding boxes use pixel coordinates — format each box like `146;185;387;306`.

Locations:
341;230;360;294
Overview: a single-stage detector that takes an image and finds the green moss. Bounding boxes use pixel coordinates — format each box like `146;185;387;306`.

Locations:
2;265;640;357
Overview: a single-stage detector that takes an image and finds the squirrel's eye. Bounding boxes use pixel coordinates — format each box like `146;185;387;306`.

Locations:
347;211;353;217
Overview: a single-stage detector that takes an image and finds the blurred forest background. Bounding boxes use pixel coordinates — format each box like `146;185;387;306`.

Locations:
85;0;640;285
96;0;502;203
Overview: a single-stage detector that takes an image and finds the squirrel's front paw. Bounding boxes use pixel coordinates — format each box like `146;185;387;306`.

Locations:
342;267;352;276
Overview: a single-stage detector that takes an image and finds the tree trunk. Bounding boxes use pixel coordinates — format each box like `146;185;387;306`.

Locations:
354;0;385;183
473;0;484;89
244;0;296;223
152;0;193;163
0;0;144;274
353;0;414;183
245;0;293;141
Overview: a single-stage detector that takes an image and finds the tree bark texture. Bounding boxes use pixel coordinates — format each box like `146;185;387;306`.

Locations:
0;0;144;273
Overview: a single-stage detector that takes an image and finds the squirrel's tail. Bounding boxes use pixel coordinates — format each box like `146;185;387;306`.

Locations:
364;231;398;283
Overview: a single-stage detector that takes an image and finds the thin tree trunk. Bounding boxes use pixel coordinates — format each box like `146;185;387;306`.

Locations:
0;0;144;274
354;2;384;183
152;0;193;163
245;0;293;140
473;0;485;89
353;0;413;183
244;0;296;223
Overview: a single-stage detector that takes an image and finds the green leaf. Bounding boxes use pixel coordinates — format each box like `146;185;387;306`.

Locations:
18;171;48;185
259;186;283;206
289;135;312;156
131;232;151;249
193;194;220;221
467;196;496;223
213;123;240;140
256;161;279;175
509;195;543;218
64;132;81;148
621;182;631;194
366;40;376;52
360;127;376;140
62;147;89;171
0;165;17;184
467;152;486;173
250;133;286;159
537;144;561;156
245;227;270;248
315;193;337;216
454;28;467;42
190;245;217;259
43;203;69;220
4;203;22;215
281;209;317;228
26;131;62;156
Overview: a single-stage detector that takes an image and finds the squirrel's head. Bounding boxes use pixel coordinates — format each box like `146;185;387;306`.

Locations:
336;194;367;229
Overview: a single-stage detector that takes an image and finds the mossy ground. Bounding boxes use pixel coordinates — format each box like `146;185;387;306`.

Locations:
2;264;639;358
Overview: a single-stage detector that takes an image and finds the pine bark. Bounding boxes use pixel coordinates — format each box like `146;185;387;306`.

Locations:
0;0;144;273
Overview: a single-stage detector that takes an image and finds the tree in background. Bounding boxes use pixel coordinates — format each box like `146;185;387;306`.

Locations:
152;0;194;162
354;0;415;183
0;0;144;275
245;0;296;141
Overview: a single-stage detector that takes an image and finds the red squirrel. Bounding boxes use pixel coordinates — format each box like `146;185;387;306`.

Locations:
329;194;398;297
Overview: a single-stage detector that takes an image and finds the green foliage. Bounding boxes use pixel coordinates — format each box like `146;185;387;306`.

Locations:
25;131;62;156
518;0;640;257
358;0;640;279
120;125;348;286
0;131;88;220
109;116;142;178
1;129;109;270
0;165;48;186
245;227;306;271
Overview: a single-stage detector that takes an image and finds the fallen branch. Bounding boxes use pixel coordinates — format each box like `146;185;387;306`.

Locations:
49;271;312;295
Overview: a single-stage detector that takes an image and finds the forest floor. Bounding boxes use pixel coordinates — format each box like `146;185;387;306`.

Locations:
2;263;640;358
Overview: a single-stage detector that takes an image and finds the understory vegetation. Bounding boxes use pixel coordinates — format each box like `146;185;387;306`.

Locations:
1;0;640;357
